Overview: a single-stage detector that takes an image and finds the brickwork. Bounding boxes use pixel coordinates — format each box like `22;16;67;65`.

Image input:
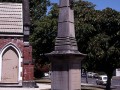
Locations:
0;1;34;87
23;46;32;62
23;46;34;81
0;37;24;51
0;36;34;82
23;65;34;80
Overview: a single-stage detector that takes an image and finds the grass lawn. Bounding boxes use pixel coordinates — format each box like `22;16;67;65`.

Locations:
35;78;105;90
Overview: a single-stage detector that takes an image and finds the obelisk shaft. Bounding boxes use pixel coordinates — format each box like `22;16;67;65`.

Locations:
55;0;78;52
47;0;86;90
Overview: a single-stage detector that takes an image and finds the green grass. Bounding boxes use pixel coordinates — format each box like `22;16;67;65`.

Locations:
35;78;105;90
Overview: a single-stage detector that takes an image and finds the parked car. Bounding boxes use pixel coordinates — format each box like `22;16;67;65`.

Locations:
44;72;49;77
87;72;96;78
96;75;107;85
93;73;99;78
87;72;93;77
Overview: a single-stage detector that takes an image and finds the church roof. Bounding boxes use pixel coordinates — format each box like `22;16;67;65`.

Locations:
0;3;23;33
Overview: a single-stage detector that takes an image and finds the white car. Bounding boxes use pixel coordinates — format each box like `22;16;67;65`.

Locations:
87;72;96;78
44;73;49;77
96;75;107;85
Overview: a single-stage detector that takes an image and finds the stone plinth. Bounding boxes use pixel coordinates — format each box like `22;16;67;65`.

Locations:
48;53;85;90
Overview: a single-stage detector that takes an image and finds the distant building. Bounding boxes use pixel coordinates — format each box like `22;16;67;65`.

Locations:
0;2;34;87
114;69;120;76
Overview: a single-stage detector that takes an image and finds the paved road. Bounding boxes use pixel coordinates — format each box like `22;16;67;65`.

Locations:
0;76;120;90
81;76;120;90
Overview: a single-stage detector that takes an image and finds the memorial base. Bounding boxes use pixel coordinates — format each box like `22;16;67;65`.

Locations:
48;52;85;90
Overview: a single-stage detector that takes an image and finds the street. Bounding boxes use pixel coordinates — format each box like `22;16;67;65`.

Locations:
81;76;120;90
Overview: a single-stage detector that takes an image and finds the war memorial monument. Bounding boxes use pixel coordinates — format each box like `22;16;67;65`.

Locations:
47;0;86;90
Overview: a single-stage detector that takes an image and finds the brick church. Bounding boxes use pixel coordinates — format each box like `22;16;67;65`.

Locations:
0;0;34;87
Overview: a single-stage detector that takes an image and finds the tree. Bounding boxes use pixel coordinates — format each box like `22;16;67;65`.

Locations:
30;0;50;20
29;3;58;77
29;0;50;34
87;8;120;90
29;0;51;77
30;3;58;60
73;1;120;89
73;0;97;53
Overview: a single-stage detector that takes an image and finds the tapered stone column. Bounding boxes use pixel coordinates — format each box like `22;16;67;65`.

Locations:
47;0;86;90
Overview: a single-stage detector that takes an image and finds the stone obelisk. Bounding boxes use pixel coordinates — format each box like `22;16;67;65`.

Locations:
47;0;86;90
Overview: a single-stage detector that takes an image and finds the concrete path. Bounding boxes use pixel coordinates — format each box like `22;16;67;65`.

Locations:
0;83;51;90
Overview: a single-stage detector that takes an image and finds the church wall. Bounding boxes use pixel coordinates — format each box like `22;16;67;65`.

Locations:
0;37;34;82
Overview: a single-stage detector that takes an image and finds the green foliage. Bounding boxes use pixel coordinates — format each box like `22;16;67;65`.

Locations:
30;3;58;60
87;8;120;72
73;1;120;89
30;3;58;77
30;0;50;21
73;1;120;73
29;0;120;78
30;16;57;59
83;7;120;90
29;0;50;33
74;0;97;53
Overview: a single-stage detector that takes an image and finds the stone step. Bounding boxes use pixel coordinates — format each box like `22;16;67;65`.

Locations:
0;83;22;88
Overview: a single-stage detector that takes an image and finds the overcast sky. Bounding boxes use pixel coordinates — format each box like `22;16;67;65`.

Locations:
50;0;120;11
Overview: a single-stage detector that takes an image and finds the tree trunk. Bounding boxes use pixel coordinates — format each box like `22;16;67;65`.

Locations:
85;71;88;83
106;74;112;90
